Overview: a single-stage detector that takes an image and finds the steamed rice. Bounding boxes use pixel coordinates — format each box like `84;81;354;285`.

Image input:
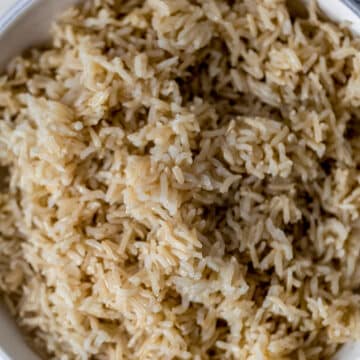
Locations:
0;0;360;359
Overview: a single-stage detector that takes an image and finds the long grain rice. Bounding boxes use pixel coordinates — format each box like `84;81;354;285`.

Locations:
0;0;360;359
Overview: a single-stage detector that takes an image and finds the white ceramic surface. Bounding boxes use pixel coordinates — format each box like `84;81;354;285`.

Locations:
0;1;14;15
317;0;360;34
0;0;359;359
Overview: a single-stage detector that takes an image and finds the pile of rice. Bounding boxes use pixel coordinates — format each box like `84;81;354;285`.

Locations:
0;0;360;358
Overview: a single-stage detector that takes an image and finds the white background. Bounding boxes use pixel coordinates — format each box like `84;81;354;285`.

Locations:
0;0;15;15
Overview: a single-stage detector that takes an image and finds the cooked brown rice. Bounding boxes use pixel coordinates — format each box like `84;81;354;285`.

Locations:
0;0;360;359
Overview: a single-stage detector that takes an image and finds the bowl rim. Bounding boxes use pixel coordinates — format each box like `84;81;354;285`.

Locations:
0;0;34;35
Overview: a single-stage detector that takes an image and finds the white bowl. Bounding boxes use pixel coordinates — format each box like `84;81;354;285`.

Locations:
0;1;359;359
